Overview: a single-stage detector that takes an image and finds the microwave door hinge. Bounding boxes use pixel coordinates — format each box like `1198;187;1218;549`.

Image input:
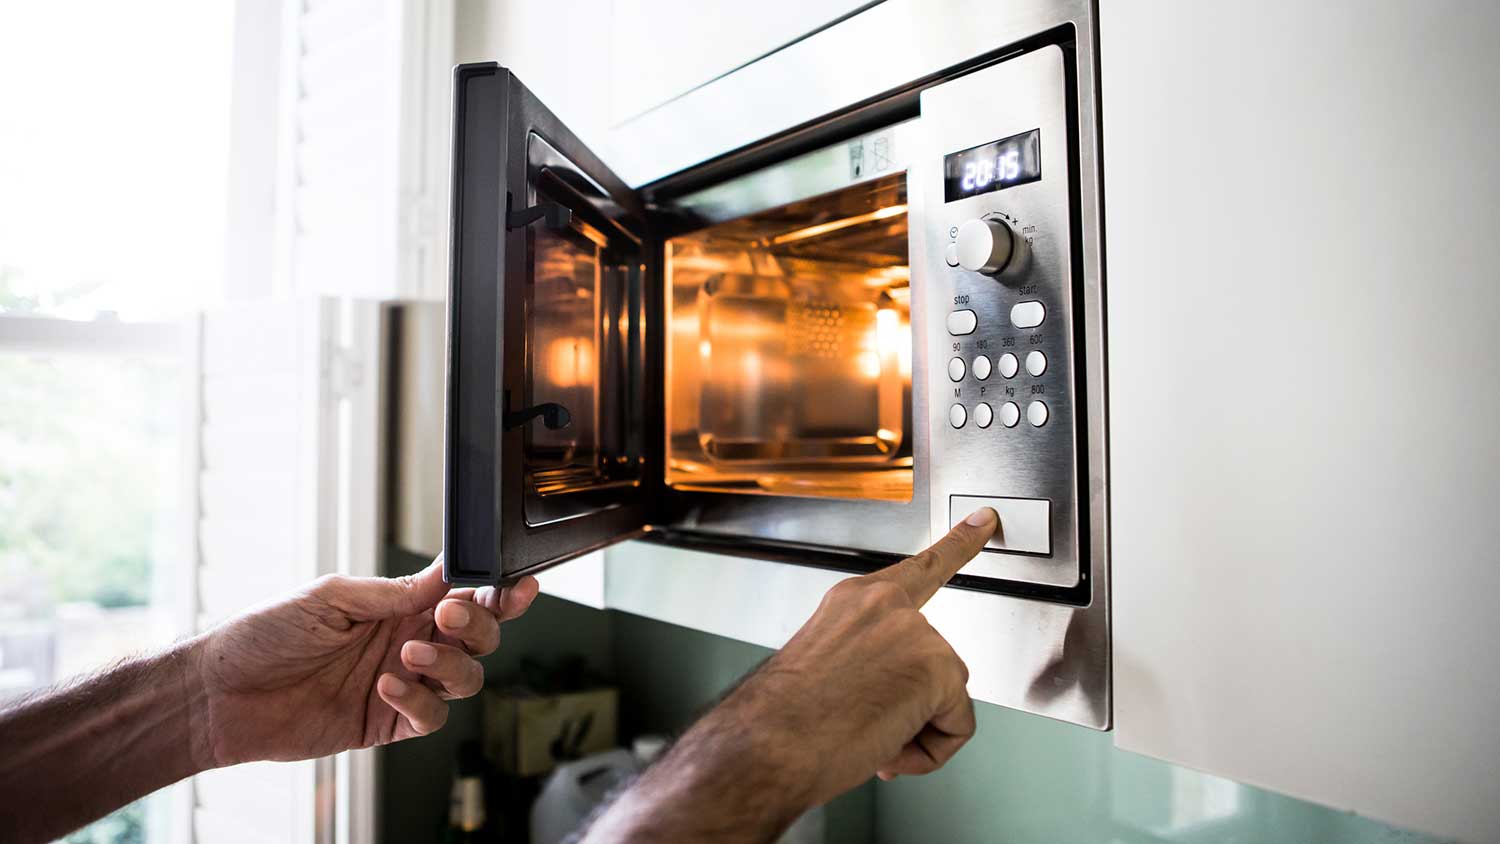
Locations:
507;200;572;232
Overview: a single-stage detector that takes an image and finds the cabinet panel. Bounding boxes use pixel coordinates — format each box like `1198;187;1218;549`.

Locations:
1103;3;1500;842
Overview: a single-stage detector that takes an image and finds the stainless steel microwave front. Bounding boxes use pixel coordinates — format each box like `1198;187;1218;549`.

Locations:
442;1;1108;729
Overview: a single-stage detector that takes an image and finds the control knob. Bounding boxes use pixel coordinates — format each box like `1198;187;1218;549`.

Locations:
955;217;1026;277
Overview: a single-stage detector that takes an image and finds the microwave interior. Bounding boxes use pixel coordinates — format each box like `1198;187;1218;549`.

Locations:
520;173;912;513
663;174;913;504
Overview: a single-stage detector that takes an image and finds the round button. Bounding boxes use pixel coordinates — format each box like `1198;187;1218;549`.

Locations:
949;403;968;429
999;401;1020;427
1025;350;1047;377
1027;400;1049;427
944;243;960;267
971;355;992;380
974;402;993;428
955;218;1015;275
948;357;965;381
998;352;1019;379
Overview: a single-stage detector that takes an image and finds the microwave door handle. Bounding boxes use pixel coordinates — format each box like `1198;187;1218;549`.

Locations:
507;201;572;231
504;400;572;432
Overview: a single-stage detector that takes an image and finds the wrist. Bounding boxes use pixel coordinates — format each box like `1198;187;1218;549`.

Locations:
175;634;218;772
584;675;817;843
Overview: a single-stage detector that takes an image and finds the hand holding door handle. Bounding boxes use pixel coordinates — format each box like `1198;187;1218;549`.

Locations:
0;557;543;843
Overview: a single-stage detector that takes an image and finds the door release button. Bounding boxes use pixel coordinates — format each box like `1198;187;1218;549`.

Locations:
946;309;977;335
1010;300;1045;328
950;495;1052;555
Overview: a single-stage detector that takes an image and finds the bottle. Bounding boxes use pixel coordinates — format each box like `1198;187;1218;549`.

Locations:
445;740;490;842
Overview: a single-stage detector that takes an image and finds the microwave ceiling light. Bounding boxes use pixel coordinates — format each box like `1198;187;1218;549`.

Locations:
768;204;908;246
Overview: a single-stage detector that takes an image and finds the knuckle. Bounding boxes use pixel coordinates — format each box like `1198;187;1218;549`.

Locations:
310;573;348;596
419;702;450;735
465;661;487;696
906;549;939;572
952;652;971;685
825;578;862;603
862;579;907;607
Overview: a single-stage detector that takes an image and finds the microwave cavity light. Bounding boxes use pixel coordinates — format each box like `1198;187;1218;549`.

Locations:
769;204;909;246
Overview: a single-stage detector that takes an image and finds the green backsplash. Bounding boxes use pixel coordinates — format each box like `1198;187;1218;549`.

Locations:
379;548;1447;843
605;609;1448;844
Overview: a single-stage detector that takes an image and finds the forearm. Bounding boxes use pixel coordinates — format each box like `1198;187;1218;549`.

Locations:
582;673;816;843
0;637;211;844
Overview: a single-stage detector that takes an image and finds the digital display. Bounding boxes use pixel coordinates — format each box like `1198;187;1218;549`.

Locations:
943;129;1041;202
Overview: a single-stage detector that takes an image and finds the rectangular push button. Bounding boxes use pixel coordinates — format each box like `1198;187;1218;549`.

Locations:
949;495;1051;555
946;309;977;335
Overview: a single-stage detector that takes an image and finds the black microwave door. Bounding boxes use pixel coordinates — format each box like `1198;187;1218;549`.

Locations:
445;64;655;586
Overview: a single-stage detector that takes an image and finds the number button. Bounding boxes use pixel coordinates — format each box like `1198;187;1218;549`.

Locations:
948;357;966;382
1025;351;1047;377
998;352;1019;379
1027;400;1049;427
971;355;992;380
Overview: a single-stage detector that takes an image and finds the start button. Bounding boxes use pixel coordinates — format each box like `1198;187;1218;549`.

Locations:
949;494;1051;555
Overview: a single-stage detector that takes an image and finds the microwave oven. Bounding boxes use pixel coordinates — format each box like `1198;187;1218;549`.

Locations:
443;3;1108;726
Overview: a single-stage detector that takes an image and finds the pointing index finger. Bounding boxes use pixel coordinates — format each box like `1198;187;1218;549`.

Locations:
872;507;998;606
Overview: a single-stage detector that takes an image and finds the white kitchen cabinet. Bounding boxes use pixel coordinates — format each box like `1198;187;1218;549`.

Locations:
1101;3;1500;842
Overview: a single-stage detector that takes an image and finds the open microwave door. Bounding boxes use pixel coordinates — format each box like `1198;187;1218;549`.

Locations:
445;64;654;585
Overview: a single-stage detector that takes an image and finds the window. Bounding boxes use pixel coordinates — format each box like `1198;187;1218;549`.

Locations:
0;1;233;841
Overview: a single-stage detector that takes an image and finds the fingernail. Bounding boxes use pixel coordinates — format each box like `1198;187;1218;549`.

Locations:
382;675;408;696
965;507;998;527
439;602;470;628
405;641;437;666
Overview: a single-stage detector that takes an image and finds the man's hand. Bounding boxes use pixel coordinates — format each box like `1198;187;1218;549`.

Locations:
736;506;996;801
583;508;998;842
192;558;539;766
0;558;539;844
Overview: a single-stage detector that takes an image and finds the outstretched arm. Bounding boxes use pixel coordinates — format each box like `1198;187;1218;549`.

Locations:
582;508;999;842
0;641;206;843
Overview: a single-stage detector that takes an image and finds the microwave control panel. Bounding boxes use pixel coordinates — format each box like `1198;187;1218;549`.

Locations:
918;45;1090;595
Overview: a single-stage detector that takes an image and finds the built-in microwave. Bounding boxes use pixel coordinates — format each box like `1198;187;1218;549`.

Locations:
443;3;1108;726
